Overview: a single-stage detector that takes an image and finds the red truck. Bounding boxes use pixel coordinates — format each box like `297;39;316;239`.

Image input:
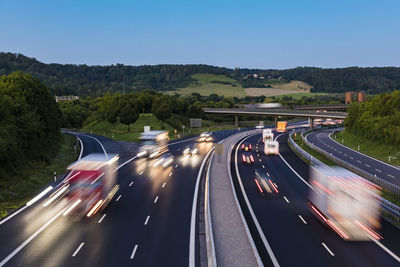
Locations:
60;153;119;218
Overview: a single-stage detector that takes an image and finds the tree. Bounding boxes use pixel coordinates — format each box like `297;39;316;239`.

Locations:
152;94;172;121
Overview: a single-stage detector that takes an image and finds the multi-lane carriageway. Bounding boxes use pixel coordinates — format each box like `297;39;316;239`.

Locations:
0;129;246;267
0;126;400;266
231;131;400;266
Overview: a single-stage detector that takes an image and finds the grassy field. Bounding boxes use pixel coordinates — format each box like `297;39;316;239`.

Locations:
291;132;335;165
274;92;328;99
167;73;246;97
244;80;311;97
0;134;78;219
334;130;400;166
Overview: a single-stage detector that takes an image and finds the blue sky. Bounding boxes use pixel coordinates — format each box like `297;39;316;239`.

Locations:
0;0;399;69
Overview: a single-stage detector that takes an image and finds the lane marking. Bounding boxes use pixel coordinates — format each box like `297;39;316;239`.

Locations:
154;196;159;204
388;174;395;179
169;172;172;177
344;153;347;156
76;136;84;160
139;171;143;175
375;169;382;173
298;215;307;224
129;181;134;187
365;164;371;168
116;195;122;202
175;164;179;168
72;242;85;257
371;237;400;263
0;208;66;266
283;196;290;203
350;156;354;159
162;182;166;188
322;242;334;256
98;214;106;223
81;135;107;157
262;165;265;169
130;244;138;259
357;160;362;163
144;215;150;225
259;159;262;162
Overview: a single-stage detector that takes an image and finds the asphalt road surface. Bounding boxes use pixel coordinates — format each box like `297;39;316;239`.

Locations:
231;131;400;266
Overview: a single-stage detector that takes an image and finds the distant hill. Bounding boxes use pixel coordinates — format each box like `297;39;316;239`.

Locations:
1;52;400;96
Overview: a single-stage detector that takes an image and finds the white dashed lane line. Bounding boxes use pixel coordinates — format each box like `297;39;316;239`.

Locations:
139;171;143;175
116;195;122;202
357;160;362;163
154;196;159;204
298;215;307;224
98;214;106;223
388;174;395;179
350;157;354;159
72;242;85;257
322;243;335;256
375;169;382;173
162;182;166;188
130;245;139;259
262;165;265;169
169;172;172;177
283;196;290;203
175;164;179;168
129;181;134;187
144;215;150;225
365;164;371;168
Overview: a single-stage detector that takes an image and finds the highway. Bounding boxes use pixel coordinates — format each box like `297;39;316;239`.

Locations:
0;130;244;267
231;131;400;266
306;130;400;187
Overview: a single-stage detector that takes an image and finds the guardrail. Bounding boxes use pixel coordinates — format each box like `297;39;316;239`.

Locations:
290;129;400;224
288;130;325;166
302;131;400;197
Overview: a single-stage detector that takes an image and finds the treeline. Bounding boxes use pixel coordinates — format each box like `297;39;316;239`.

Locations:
2;52;399;96
345;90;400;145
0;52;230;96
0;72;61;179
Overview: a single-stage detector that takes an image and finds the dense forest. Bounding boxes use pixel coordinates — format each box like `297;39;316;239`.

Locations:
1;52;399;96
0;72;61;179
345;90;400;146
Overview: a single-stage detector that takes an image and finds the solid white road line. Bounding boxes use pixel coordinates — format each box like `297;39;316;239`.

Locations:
298;215;307;224
154;196;159;204
116;156;138;171
0;205;29;226
98;214;106;223
81;135;108;157
72;242;85;257
322;243;335;256
130;245;138;259
283;196;290;203
0;208;66;266
162;182;166;188
139;171;143;175
371;237;400;263
129;181;134;187
299;214;307;224
77;136;84;160
116;195;122;202
144;215;150;225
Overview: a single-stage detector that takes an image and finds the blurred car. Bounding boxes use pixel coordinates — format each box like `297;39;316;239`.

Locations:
241;142;252;151
153;152;174;168
254;169;279;195
199;132;213;142
241;152;254;164
183;144;199;157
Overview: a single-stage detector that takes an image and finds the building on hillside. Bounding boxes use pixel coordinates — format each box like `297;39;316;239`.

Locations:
345;92;353;104
357;92;366;102
55;96;79;102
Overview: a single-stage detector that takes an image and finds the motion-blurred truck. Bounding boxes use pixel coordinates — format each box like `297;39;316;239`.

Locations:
276;121;287;133
61;153;119;218
264;140;279;155
137;130;169;158
308;166;381;241
262;128;274;143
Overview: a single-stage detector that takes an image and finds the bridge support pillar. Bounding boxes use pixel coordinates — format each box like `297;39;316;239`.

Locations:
308;117;314;129
235;115;239;127
274;116;278;129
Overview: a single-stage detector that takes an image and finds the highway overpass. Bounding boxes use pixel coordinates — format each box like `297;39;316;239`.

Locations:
203;108;347;127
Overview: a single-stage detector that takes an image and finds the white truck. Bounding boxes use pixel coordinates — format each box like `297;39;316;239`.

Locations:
264;140;279;155
262;128;274;143
308;166;381;241
137;130;169;158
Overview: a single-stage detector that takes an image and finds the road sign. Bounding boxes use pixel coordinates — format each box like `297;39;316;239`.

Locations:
190;118;202;128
